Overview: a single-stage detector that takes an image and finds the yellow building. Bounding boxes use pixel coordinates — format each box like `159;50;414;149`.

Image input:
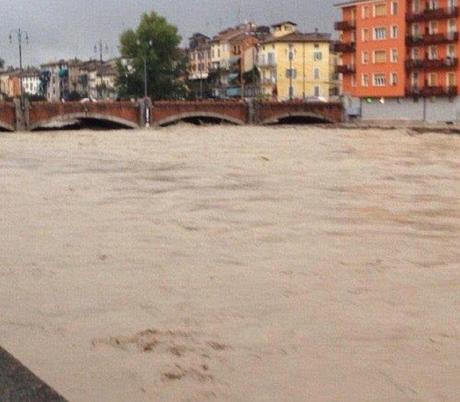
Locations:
257;22;339;101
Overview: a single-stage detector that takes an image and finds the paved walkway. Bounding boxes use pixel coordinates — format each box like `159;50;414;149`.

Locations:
0;347;67;402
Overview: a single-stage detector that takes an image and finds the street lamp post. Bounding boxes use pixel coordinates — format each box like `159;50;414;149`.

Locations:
137;39;153;98
94;40;109;99
9;29;29;108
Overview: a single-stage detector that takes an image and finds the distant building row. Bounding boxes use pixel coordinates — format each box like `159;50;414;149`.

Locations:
0;59;117;102
186;21;341;101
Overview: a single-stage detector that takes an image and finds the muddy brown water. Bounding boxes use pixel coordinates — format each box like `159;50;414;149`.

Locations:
1;126;459;401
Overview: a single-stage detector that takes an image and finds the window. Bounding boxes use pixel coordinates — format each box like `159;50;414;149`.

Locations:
313;51;322;61
412;0;421;13
314;68;320;80
447;72;456;87
351;30;356;42
448;19;457;34
314;86;320;97
373;74;386;86
362;6;370;19
448;44;456;58
428;0;439;10
362;51;369;64
391;2;398;15
286;68;297;79
374;27;387;40
374;50;387;63
390;49;398;63
428;73;438;86
391;25;398;39
289;86;295;98
428;46;438;60
390;73;398;86
362;28;369;41
362;74;369;87
429;21;438;34
374;3;387;17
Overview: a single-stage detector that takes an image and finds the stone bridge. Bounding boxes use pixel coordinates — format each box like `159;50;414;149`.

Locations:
0;100;343;131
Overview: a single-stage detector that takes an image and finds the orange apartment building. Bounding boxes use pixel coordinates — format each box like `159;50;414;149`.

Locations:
335;0;460;122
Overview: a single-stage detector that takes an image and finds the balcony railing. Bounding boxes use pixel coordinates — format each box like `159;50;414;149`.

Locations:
334;20;356;31
257;61;277;68
333;42;356;53
260;78;276;85
405;57;458;70
337;64;355;74
406;85;458;97
406;7;459;22
406;32;459;46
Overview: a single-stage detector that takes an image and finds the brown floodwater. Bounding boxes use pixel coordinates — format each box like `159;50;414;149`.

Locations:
0;125;459;401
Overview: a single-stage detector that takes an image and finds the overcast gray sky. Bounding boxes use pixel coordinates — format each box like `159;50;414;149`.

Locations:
0;0;338;67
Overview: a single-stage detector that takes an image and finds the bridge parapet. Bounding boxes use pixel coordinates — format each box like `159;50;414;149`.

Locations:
0;102;16;131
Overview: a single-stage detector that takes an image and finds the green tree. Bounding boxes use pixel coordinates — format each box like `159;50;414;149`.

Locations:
0;58;4;70
116;12;187;100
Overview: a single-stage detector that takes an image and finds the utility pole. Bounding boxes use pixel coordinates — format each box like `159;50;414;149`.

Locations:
9;29;29;108
303;42;306;100
199;68;203;99
237;0;242;24
94;40;109;99
289;43;294;100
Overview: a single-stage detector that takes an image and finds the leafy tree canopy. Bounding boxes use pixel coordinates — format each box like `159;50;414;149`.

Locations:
116;12;187;100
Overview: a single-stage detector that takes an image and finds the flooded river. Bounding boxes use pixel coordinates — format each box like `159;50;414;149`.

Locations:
1;126;459;401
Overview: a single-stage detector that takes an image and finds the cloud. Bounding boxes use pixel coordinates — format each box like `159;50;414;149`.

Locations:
0;0;338;67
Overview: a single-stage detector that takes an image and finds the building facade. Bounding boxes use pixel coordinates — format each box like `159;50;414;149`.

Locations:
258;22;339;101
22;69;41;96
335;0;460;122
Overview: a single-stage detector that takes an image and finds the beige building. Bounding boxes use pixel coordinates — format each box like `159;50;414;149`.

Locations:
257;22;340;101
188;33;211;81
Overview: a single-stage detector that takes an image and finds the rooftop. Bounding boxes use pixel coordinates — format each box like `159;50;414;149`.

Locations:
262;31;332;44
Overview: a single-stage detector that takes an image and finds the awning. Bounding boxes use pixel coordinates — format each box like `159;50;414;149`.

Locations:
226;87;241;97
227;73;239;81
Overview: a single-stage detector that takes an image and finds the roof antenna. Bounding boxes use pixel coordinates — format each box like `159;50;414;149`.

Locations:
237;0;242;24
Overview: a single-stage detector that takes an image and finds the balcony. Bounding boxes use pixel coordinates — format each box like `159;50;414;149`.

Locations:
406;32;459;46
334;21;356;31
257;61;277;69
260;78;276;86
337;64;355;74
405;57;458;70
406;86;458;97
406;7;459;22
333;42;356;53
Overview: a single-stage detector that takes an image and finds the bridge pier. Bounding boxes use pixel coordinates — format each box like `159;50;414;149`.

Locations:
13;99;30;131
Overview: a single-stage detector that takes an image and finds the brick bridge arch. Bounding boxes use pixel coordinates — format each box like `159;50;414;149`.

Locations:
256;101;343;125
28;102;141;130
0;103;16;131
152;101;247;126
